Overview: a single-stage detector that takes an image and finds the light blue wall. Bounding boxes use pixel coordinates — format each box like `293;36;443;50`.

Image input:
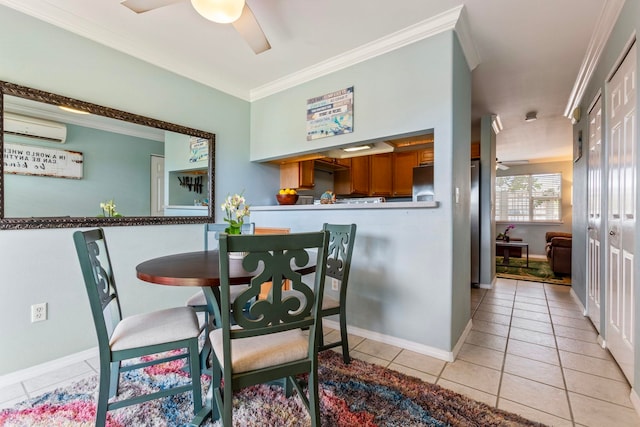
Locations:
449;33;472;347
250;31;471;351
0;5;275;374
250;33;454;162
572;0;640;389
479;115;497;286
5;124;164;217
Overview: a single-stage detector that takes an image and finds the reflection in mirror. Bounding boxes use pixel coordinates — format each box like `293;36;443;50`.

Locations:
1;81;215;229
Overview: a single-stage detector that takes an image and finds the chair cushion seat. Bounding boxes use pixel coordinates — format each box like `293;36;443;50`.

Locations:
110;307;200;351
186;286;249;307
210;327;309;373
282;289;339;311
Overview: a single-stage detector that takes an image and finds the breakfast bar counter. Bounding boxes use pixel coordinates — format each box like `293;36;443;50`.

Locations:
251;200;439;211
249;199;467;364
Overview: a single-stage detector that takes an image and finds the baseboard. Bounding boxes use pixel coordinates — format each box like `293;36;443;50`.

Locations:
323;319;458;362
450;319;473;361
0;347;98;389
630;388;640;418
569;288;587;315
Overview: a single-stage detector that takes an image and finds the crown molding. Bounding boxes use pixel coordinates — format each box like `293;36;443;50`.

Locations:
564;0;626;118
454;6;480;71
1;1;480;103
251;5;480;101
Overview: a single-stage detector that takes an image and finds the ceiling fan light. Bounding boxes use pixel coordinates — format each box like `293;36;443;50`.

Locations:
191;0;245;24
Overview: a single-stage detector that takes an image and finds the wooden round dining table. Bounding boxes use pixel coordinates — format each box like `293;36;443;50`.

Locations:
135;250;316;287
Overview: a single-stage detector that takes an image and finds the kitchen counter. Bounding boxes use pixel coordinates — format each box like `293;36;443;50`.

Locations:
249;198;464;363
252;200;439;211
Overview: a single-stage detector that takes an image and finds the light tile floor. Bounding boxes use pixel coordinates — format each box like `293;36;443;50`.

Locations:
2;278;639;427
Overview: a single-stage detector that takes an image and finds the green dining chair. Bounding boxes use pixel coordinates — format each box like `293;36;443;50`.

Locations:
186;222;256;317
73;228;202;427
187;222;256;369
191;231;329;427
318;223;357;364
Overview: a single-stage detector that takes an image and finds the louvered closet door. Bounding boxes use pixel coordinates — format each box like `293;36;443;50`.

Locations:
587;96;602;333
606;42;636;383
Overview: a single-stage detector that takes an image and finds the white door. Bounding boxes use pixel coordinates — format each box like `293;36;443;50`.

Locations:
151;155;165;216
606;42;636;383
587;96;602;332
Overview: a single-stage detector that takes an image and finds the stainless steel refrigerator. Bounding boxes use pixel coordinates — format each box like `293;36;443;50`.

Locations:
470;159;480;285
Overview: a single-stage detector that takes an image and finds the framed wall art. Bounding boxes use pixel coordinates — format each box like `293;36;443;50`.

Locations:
306;86;353;141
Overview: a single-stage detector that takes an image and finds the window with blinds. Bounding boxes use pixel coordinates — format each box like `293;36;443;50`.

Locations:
495;173;562;222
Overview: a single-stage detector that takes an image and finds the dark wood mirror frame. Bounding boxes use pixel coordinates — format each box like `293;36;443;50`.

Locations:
0;81;215;230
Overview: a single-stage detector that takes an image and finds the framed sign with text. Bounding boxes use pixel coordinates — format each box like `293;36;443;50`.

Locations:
306;86;353;141
3;142;83;179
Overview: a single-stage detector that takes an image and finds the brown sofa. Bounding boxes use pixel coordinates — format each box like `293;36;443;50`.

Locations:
545;232;572;275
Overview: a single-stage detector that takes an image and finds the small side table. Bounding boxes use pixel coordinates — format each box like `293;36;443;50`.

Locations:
497;242;529;268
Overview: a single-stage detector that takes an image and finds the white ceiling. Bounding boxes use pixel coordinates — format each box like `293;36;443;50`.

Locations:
0;0;618;163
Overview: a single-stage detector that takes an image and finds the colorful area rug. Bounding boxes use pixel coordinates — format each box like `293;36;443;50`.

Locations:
0;350;546;426
496;256;571;285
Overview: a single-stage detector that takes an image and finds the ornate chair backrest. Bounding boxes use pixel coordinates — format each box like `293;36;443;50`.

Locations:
217;232;329;353
322;223;357;284
73;228;122;351
204;222;255;250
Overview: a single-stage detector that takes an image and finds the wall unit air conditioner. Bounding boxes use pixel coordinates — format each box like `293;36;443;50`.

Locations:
3;112;67;143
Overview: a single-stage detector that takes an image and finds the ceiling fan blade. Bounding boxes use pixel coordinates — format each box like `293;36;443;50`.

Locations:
121;0;183;14
232;3;271;54
505;160;529;165
496;163;510;170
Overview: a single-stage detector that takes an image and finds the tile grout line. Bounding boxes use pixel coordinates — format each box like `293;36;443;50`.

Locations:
486;282;516;408
498;281;579;423
543;284;576;426
492;282;519;408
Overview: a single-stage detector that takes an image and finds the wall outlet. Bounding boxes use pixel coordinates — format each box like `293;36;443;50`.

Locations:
331;278;339;291
31;302;47;322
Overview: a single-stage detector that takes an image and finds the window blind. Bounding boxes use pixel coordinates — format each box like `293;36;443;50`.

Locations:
495;173;562;222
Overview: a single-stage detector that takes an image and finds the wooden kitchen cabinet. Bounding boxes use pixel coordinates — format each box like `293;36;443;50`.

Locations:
419;148;434;165
471;141;480;159
314;157;351;170
334;156;369;195
369;153;393;196
280;160;314;189
392;151;418;197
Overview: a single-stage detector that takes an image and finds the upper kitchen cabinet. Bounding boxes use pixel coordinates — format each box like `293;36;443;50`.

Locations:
369;153;393;196
471;141;480;159
334;156;369;195
419;147;434;165
392;151;419;197
280;160;315;189
315;157;351;170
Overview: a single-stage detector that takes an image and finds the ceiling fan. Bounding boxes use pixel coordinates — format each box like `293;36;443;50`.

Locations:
496;159;529;170
121;0;271;54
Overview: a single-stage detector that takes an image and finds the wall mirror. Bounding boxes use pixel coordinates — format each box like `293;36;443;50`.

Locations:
0;81;215;229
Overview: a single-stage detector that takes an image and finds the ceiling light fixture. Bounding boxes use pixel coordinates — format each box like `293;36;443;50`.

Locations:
525;111;538;122
491;114;503;134
191;0;245;24
343;145;371;152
